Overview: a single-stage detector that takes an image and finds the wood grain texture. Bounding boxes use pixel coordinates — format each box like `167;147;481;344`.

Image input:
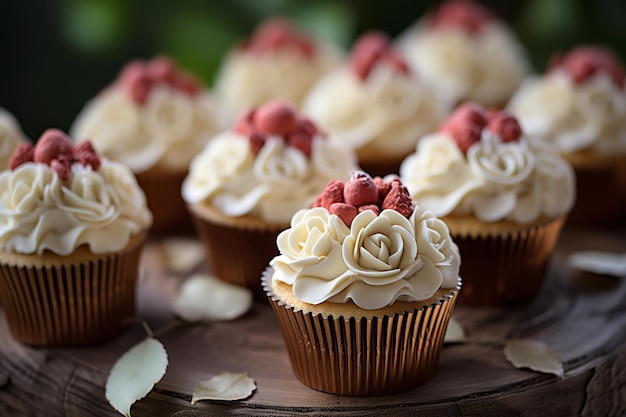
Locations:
0;223;625;416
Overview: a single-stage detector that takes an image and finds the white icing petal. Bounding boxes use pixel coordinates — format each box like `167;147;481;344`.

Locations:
304;66;450;157
271;206;459;309
397;23;529;107
182;132;358;224
0;160;152;255
71;86;220;173
215;45;341;125
400;131;575;224
509;71;626;154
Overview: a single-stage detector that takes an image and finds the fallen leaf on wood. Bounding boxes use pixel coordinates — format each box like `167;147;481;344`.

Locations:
106;338;168;416
191;372;256;404
173;274;253;322
504;339;564;377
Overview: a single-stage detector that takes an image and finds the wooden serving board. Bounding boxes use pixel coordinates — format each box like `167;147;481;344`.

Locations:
0;223;625;417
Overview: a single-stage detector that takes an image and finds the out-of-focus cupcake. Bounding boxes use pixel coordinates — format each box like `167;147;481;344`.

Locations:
182;101;357;296
508;45;626;223
396;0;530;108
263;173;461;396
0;129;152;346
71;56;220;234
0;108;28;171
304;31;451;177
213;18;342;125
400;103;575;305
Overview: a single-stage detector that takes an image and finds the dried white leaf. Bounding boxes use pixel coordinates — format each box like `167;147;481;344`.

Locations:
504;339;564;377
568;251;626;277
444;316;466;343
106;338;168;417
173;274;253;322
162;238;205;274
191;372;256;404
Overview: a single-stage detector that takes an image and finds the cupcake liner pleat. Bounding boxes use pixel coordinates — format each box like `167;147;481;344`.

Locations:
0;240;144;347
191;212;285;298
136;168;192;235
262;269;459;396
452;216;566;306
568;163;626;224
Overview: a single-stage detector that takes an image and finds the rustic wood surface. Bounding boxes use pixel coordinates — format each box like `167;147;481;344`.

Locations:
0;222;625;417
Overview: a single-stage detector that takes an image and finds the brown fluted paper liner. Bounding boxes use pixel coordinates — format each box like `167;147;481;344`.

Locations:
136;167;192;235
189;203;287;299
564;155;626;224
447;216;566;306
262;269;460;396
0;235;145;347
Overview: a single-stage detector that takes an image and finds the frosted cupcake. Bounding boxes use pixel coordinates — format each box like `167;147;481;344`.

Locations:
0;129;152;346
71;56;220;234
508;45;626;222
304;31;451;177
213;18;342;125
400;103;575;305
182;101;357;296
0;107;28;171
264;173;461;396
396;0;529;108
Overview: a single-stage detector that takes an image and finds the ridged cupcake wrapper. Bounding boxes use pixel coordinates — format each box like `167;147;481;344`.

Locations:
452;216;566;306
0;241;144;347
136;168;192;235
568;163;626;224
191;213;284;299
262;269;460;396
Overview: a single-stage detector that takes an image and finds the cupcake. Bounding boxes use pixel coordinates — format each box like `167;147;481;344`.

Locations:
264;173;461;396
304;31;451;177
507;45;626;222
0;129;152;346
400;103;575;305
396;0;530;108
182;101;358;296
71;56;220;234
0;107;28;171
213;18;342;125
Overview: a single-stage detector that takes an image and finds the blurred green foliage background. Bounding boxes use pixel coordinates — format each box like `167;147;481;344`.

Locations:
1;0;625;140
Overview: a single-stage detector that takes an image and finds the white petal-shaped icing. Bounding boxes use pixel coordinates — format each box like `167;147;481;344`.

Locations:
214;45;342;125
270;206;460;310
0;160;152;255
71;86;220;173
508;71;626;154
397;22;529;107
181;132;358;224
304;65;451;158
400;131;575;224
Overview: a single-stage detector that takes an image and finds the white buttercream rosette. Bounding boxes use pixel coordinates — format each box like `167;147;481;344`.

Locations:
270;205;460;310
71;86;220;173
508;71;626;154
0;160;152;256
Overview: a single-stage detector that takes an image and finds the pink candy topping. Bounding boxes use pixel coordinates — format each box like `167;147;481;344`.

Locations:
116;56;202;105
243;18;315;58
350;31;410;81
314;172;414;227
440;103;522;153
9;129;101;180
234;100;320;158
547;46;625;88
428;0;493;33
